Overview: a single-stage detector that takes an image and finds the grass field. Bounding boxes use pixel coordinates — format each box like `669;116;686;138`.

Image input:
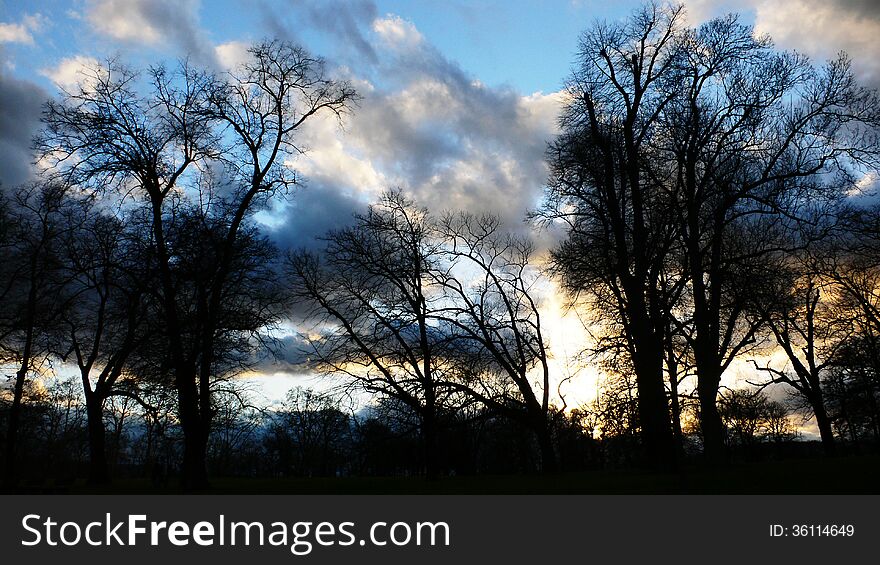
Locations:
12;455;878;494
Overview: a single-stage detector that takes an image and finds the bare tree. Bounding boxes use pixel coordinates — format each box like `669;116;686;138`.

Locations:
432;212;559;471
1;183;79;485
719;388;796;453
287;192;452;479
56;208;149;483
36;41;356;488
265;387;351;477
289;192;565;475
815;205;880;450
536;2;688;468
542;1;880;466
656;10;879;461
749;262;851;455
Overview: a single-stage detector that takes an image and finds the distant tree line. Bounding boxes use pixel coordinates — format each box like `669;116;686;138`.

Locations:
1;2;879;489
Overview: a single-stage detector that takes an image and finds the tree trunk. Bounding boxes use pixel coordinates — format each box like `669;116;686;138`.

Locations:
178;372;209;490
669;375;684;451
812;398;836;457
4;273;38;488
3;364;28;487
535;423;558;473
631;335;675;470
666;335;685;459
85;393;111;485
697;371;726;464
691;299;727;465
181;426;210;490
149;197;209;490
421;411;440;481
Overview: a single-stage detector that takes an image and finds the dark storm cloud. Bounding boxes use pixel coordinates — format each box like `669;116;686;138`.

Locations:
0;69;45;187
252;333;316;374
833;0;880;19
263;181;366;252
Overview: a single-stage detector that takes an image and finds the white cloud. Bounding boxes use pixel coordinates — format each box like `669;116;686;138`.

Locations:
86;0;165;44
214;41;250;71
752;0;880;84
293;110;389;200
0;13;47;44
519;90;566;135
85;0;216;65
39;55;102;90
371;14;424;51
683;0;880;87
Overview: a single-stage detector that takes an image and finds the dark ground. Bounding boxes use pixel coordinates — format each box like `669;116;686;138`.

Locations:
10;455;880;494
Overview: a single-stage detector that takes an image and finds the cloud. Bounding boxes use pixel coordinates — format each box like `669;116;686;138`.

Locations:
0;71;46;187
85;0;217;65
684;0;880;88
214;41;251;71
39;55;102;90
245;331;314;375
286;0;380;65
371;14;424;51
0;13;47;45
261;180;366;253
0;24;31;45
751;0;880;87
260;12;563;259
257;7;564;263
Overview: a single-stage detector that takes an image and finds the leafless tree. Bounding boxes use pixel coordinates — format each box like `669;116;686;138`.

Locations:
719;388;796;453
265;387;352;477
56;207;150;483
36;41;357;488
432;212;558;471
287;192;453;479
814;205;880;449
1;183;80;485
749;263;852;455
535;2;689;468
540;1;880;465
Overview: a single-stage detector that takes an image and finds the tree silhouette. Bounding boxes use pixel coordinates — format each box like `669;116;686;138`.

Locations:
287;192;457;479
36;41;356;489
537;2;688;468
1;183;79;485
56;206;149;484
719;388;795;458
657;13;879;462
749;261;852;456
432;212;559;471
540;2;880;465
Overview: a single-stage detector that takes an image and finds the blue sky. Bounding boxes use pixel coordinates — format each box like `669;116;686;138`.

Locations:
1;1;626;94
2;0;879;406
4;2;879;187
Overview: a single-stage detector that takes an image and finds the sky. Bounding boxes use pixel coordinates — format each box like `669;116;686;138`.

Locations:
2;0;879;410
